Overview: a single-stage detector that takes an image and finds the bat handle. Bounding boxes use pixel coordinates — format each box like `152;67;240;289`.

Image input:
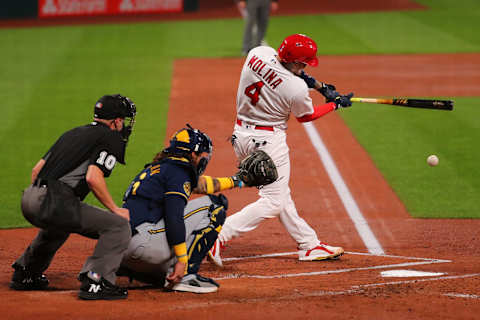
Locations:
351;98;392;104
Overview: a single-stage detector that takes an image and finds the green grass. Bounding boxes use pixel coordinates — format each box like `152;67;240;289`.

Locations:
1;0;479;227
341;97;480;218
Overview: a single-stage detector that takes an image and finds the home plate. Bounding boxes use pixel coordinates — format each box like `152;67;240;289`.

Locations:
381;270;445;277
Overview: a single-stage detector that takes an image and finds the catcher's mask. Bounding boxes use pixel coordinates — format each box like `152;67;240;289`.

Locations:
166;124;213;175
94;94;137;142
277;34;318;67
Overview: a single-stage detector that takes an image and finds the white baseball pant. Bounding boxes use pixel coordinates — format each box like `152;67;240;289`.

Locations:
218;123;320;250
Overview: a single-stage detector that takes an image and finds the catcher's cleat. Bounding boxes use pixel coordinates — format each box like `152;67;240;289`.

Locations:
207;239;224;268
78;272;127;300
170;274;219;294
10;263;49;291
298;243;344;261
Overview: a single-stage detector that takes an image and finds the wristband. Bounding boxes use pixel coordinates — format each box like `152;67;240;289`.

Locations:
203;175;215;194
217;177;234;190
173;243;188;264
231;175;244;188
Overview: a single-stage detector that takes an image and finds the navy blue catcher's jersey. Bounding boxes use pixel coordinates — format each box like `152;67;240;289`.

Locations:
123;157;196;234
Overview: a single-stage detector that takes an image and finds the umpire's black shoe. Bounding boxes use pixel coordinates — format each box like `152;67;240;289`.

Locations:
10;263;49;291
78;272;128;300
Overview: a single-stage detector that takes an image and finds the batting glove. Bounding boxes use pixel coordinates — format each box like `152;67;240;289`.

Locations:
298;70;317;88
318;83;340;102
334;93;354;110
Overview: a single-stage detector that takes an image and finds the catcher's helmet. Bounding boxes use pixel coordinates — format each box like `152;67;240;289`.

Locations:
166;124;213;175
277;34;319;67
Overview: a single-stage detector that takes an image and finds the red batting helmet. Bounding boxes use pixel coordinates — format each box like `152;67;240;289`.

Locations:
277;34;319;67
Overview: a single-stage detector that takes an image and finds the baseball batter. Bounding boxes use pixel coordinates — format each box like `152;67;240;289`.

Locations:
209;34;353;266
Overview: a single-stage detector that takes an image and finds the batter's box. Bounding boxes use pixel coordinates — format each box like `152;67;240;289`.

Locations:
207;251;451;281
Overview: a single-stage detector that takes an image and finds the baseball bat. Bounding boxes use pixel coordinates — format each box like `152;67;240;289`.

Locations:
299;72;454;111
350;97;454;111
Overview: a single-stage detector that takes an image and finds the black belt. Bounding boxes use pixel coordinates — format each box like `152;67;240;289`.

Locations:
33;178;49;187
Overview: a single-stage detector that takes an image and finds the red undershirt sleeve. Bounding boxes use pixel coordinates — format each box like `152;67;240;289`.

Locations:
296;102;336;123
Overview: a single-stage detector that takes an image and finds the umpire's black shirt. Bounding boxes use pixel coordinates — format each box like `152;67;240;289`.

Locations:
38;122;126;200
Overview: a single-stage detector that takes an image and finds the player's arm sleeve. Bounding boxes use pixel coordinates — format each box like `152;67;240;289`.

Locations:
163;168;190;255
164;194;188;247
296;103;336;123
291;85;336;123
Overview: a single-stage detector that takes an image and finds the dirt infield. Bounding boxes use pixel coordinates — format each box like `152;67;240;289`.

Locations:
2;1;480;319
2;52;479;320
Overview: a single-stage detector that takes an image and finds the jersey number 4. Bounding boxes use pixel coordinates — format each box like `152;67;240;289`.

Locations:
244;81;265;106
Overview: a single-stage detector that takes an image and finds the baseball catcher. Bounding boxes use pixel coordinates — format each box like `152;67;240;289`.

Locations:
118;126;277;293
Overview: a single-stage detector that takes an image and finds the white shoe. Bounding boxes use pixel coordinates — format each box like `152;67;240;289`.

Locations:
298;243;344;261
171;274;219;294
207;239;223;268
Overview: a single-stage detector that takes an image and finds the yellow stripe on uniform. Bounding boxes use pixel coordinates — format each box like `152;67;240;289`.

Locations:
148;228;165;234
184;206;210;219
147;206;210;234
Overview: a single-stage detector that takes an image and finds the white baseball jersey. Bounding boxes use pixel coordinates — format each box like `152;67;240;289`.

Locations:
236;46;315;130
219;46;323;251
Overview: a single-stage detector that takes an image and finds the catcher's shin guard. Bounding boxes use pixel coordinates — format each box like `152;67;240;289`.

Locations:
187;197;226;274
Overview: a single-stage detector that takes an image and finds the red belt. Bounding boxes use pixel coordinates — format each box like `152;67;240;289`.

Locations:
236;119;274;131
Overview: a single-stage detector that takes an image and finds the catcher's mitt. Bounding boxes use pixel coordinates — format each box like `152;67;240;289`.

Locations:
236;150;278;187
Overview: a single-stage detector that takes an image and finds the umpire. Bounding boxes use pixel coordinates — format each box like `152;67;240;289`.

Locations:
10;94;136;300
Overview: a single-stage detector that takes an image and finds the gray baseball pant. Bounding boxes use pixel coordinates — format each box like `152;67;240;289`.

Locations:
15;184;131;284
122;195;214;276
242;0;271;53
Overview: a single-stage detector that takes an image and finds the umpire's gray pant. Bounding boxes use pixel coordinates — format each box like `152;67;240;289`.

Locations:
15;185;131;284
242;0;271;53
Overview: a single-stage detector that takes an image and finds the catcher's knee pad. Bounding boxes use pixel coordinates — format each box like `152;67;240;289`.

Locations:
208;194;227;229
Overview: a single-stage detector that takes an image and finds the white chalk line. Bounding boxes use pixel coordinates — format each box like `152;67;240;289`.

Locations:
443;292;480;299
169;273;480;311
214;260;448;280
351;273;480;289
216;250;450;280
223;250;451;263
303;122;384;255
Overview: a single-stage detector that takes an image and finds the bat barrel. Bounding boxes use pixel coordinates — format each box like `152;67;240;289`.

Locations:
400;99;454;111
352;97;454;111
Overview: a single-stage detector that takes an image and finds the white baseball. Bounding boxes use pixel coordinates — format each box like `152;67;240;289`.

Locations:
427;155;439;166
